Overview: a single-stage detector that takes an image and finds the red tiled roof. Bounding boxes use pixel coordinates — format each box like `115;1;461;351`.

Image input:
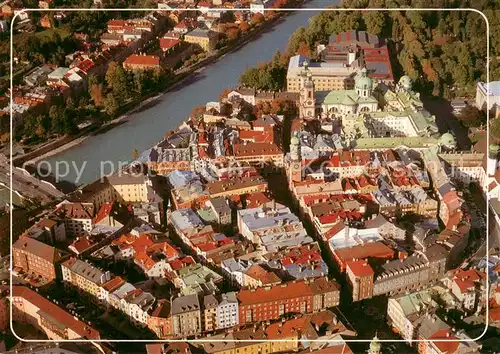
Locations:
453;268;486;293
77;59;95;73
102;276;125;292
159;38;180;51
131;234;154;253
94;201;114;224
429;328;459;353
346;259;374;277
245;264;281;285
238;278;338;306
135;251;156;270
334;242;394;266
69;237;94;254
324;221;345;241
169;256;195;271
265;317;302;339
238;130;274;144
124;54;160;67
233;142;282;157
245;192;272;208
489;307;500;322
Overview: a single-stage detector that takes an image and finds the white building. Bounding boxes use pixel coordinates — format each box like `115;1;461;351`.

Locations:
124;289;156;327
53;200;95;237
250;0;267;14
216;292;239;329
444;268;486;312
476;81;500;111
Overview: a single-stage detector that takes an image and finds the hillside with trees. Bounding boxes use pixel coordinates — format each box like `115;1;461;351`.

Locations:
239;0;499;100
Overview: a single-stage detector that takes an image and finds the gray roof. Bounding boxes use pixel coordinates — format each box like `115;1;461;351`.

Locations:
171;208;204;232
379;254;428;277
203;294;218;309
416;315;449;339
365;60;390;75
187;28;213;38
208;197;231;215
219;292;238;305
66;259;108;285
424;244;448;262
172;294;200;315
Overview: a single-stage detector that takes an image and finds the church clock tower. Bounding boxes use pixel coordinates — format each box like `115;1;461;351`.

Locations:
289;132;302;188
299;62;316;119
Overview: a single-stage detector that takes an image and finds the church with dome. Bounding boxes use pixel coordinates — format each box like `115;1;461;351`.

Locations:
297;62;440;142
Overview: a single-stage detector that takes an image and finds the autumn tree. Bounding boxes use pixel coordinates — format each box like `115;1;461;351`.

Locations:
457;105;486;128
250;13;265;26
132;148;139;160
239;21;250;32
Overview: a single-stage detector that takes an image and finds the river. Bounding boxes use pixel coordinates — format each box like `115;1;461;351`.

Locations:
45;1;334;185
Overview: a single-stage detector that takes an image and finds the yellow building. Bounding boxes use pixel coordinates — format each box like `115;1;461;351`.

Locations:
107;173;149;203
61;258;111;302
184;29;218;52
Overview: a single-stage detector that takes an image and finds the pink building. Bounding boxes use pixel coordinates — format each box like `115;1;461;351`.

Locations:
10;286;101;340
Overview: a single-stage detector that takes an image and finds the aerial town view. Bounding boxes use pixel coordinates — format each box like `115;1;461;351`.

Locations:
1;0;500;353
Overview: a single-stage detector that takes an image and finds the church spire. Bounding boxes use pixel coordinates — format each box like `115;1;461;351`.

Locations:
367;332;381;354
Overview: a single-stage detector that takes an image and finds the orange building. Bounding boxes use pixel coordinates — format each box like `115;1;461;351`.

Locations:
147;299;172;339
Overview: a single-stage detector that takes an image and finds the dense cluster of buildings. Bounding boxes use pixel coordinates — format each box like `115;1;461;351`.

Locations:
3;17;493;353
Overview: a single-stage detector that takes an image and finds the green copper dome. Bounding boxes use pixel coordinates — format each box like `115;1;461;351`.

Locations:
490;144;500;153
291;132;300;145
440;132;456;148
355;68;373;90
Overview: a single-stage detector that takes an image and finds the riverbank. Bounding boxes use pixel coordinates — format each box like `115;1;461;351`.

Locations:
14;6;302;167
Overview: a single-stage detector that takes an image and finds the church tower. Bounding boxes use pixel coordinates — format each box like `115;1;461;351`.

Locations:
355;67;373;98
289;132;302;187
299;61;316;119
367;333;381;354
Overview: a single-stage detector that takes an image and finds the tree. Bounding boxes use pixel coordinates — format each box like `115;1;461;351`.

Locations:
227;27;240;41
89;82;104;107
132;148;139;160
106;61;130;102
457;105;486;128
363;12;386;36
250;13;265;26
239;22;250;33
104;93;119;116
296;42;311;57
490;118;500;142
